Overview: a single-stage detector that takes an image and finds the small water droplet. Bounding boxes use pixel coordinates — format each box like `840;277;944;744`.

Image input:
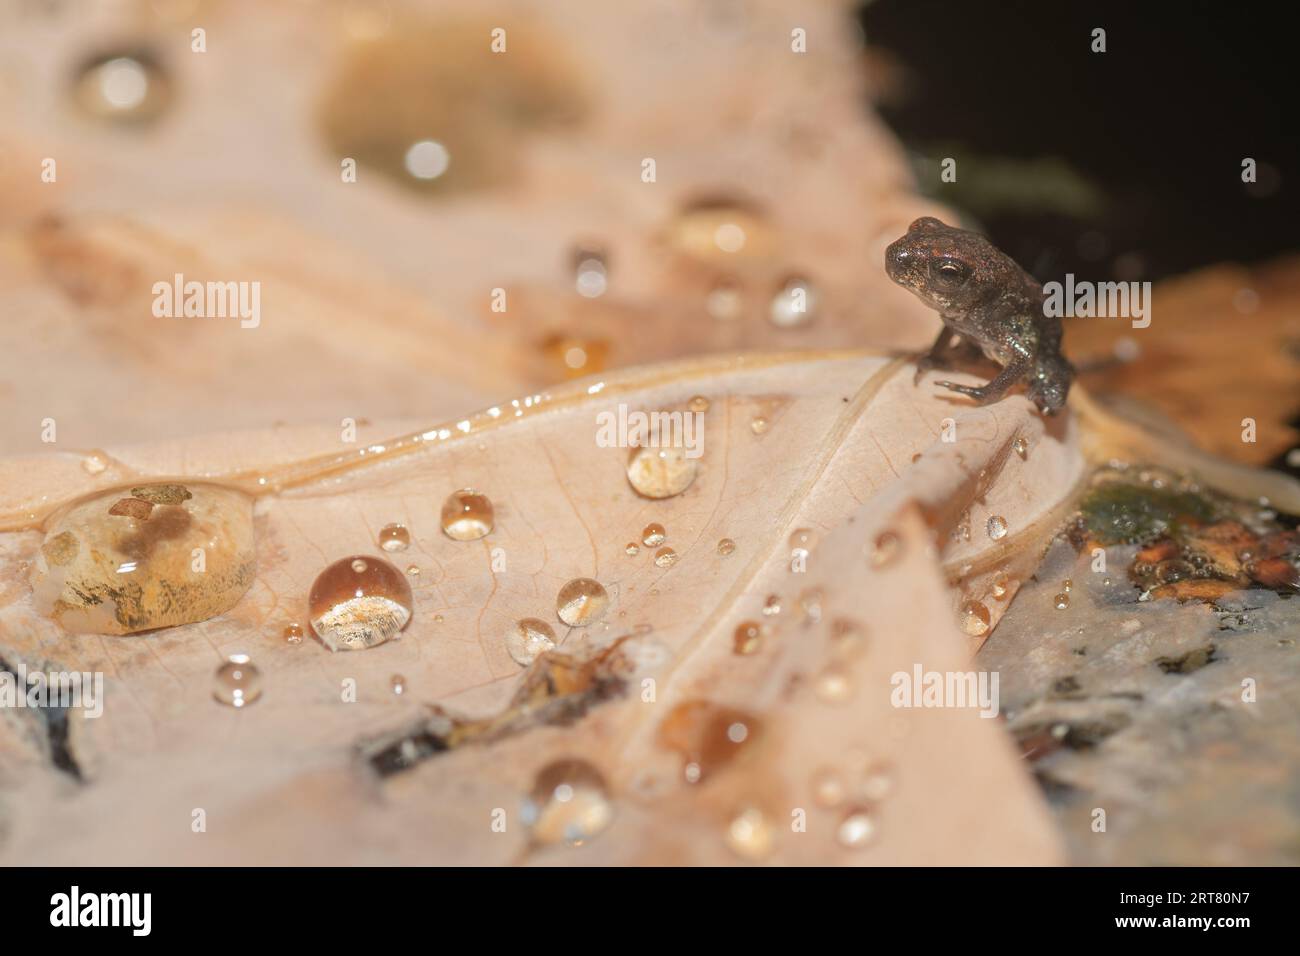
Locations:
572;247;607;298
986;515;1008;541
73;51;170;122
378;523;411;552
521;759;614;847
625;542;640;556
308;555;413;651
733;620;762;655
1054;593;1071;610
1013;436;1029;460
404;138;451;180
705;280;743;321
830;617;867;656
859;764;895;802
837;808;878;849
688;395;710;413
870;530;902;569
81;451;109;475
556;578;610;626
391;674;406;695
762;594;782;616
507;617;557;666
725;806;774;860
716;537;736;556
789;527;817;565
213;654;262;708
815;664;852;703
798;587;824;623
959;599;991;637
626;446;698;499
1062;579;1073;593
283;623;304;645
749;416;770;436
406;564;420;576
641;523;666;547
991;576;1013;600
653;547;678;569
811;768;846;808
440;488;494;541
768;275;818;328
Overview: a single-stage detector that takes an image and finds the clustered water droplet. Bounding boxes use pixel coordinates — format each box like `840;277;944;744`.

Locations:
308;555;414;651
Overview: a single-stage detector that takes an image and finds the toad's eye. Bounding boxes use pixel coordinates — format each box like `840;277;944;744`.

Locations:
930;258;972;288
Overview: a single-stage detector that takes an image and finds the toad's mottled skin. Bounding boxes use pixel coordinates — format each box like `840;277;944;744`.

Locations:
885;217;1073;414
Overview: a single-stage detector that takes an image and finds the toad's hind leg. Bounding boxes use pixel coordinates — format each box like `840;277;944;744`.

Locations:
934;358;1029;406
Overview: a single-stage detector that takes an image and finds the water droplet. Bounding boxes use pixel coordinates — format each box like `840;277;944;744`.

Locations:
812;768;847;808
522;759;614;847
32;483;256;634
626;446;698;499
308;555;413;651
391;674;406;695
73;51;170;122
625;542;640;556
815;664;852;703
959;599;991;637
870;530;902;569
378;523;410;552
213;654;262;708
991;576;1013;600
725;806;774;861
716;537;736;556
404;138;451;180
81;451;109;475
572;247;607;298
440;488;494;541
768;275;818;328
733;620;763;655
641;523;666;547
1013;436;1029;460
749;416;770;436
799;587;824;623
283;623;304;645
859;764;895;802
507;617;557;666
986;515;1008;541
671;197;773;262
556;578;610;626
705;281;743;321
836;808;878;849
1062;579;1073;593
688;395;710;413
762;594;782;616
653;547;678;569
406;564;420;576
657;701;761;783
1054;593;1070;610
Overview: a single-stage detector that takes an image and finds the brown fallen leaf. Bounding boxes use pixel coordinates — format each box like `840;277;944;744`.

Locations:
0;351;1076;864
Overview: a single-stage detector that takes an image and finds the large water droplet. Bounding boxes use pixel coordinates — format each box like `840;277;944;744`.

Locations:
440;488;494;540
626;446;698;499
31;482;256;634
308;555;413;651
556;577;610;626
507;617;558;666
213;654;262;708
522;759;614;847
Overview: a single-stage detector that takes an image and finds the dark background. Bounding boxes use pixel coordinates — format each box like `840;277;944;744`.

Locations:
860;0;1295;284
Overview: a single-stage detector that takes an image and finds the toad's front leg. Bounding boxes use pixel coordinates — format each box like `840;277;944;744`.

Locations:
934;357;1030;406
